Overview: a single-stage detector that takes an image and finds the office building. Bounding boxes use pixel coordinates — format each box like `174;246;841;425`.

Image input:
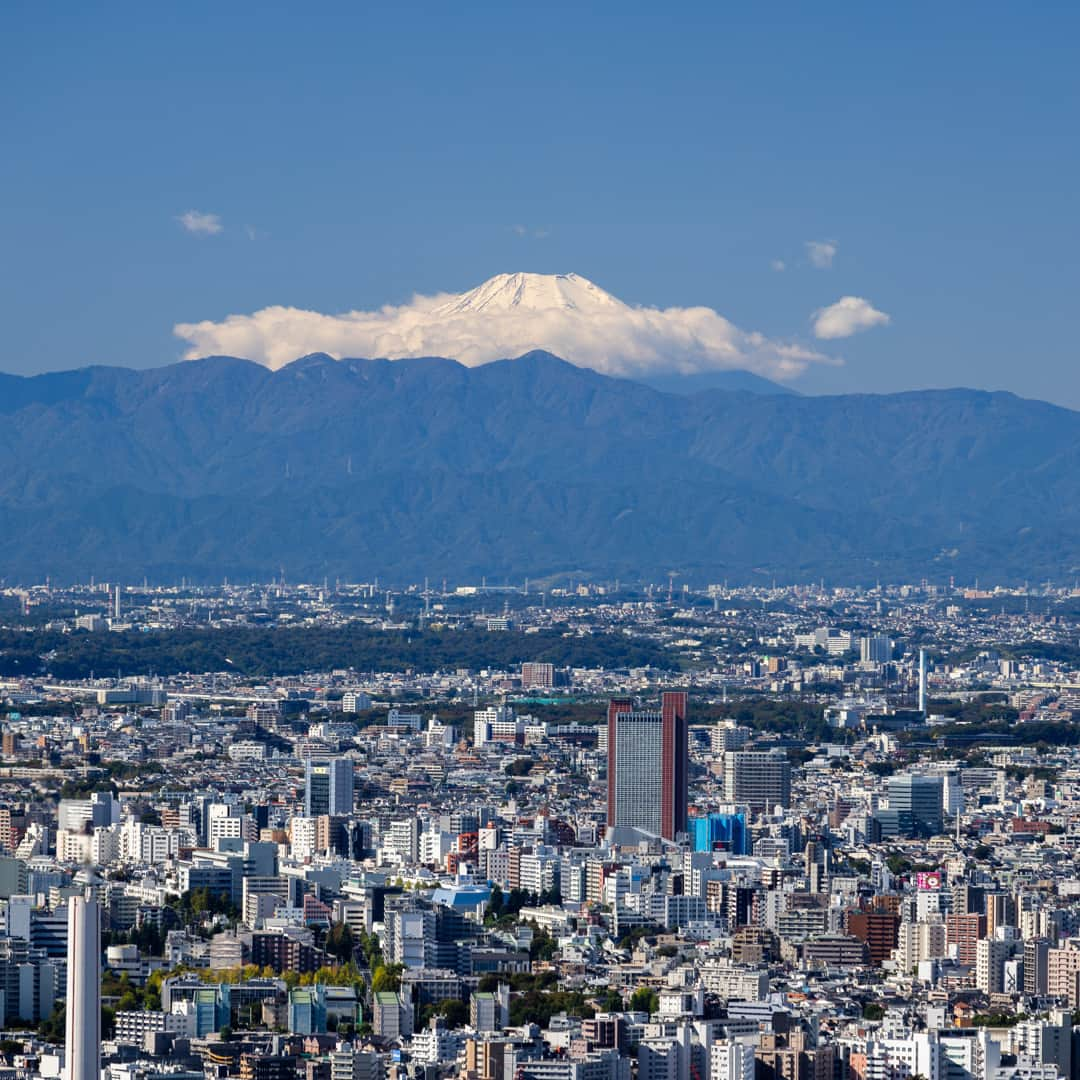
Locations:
722;751;791;812
860;635;893;663
606;692;688;842
887;774;944;837
691;812;749;854
305;758;354;817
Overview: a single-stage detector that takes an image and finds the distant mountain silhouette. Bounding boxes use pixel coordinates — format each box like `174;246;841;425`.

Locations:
0;350;1077;584
635;369;796;395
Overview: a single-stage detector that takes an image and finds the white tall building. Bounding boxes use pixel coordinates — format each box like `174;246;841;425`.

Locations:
473;706;516;746
290;816;318;860
976;937;1013;995
342;691;372;713
383;818;419;864
65;895;101;1080
711;1041;755;1080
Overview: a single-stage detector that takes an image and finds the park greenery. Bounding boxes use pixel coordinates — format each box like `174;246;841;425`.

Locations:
0;625;670;679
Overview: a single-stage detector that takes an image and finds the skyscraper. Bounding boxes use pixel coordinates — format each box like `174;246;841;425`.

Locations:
888;773;944;837
65;895;101;1080
723;750;792;812
305;758;354;817
606;691;688;841
860;635;892;663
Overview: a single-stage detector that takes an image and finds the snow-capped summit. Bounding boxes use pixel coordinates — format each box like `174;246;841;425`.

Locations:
431;272;627;317
176;270;831;383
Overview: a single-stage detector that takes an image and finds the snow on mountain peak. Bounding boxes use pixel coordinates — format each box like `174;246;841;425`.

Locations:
431;272;627;317
175;271;834;381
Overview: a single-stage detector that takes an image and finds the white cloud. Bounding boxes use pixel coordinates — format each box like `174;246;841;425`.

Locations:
770;259;786;272
174;271;837;381
510;224;550;239
806;239;837;269
812;296;891;339
177;210;223;235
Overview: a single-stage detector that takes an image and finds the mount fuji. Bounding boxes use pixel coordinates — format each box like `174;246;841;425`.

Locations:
173;271;827;385
429;271;627;316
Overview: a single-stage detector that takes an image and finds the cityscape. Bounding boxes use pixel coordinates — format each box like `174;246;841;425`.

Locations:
3;6;1078;1080
0;580;1079;1080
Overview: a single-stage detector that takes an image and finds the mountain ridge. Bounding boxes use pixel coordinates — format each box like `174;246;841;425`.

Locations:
0;350;1075;584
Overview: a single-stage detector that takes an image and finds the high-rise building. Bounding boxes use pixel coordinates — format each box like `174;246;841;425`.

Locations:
976;937;1012;995
65;895;101;1080
860;635;893;663
1025;938;1050;996
691;812;749;854
606;692;688;842
888;774;944;837
946;912;986;967
1048;943;1080;1007
520;662;555;689
711;1041;756;1080
305;758;354;817
848;910;900;967
722;751;791;812
985;892;1017;937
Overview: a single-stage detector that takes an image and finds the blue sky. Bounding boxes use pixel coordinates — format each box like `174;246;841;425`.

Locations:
2;2;1077;403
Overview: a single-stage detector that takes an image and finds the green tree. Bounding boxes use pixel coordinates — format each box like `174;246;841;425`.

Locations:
596;990;623;1012
326;922;355;963
437;999;468;1028
530;927;557;962
372;964;403;993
